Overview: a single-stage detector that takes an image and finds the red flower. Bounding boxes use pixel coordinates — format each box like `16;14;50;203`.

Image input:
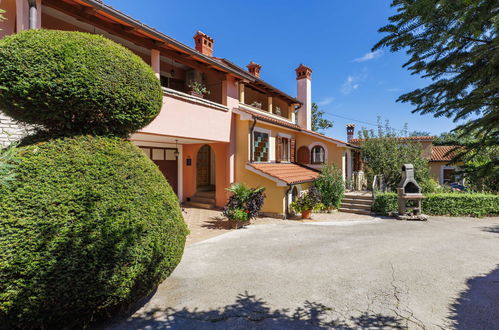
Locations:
245;210;249;213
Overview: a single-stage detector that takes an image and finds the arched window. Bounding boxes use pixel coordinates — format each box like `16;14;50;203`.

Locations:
311;146;325;164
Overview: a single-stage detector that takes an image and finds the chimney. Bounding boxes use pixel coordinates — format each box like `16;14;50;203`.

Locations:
295;64;312;130
193;31;214;57
346;124;355;142
246;61;262;78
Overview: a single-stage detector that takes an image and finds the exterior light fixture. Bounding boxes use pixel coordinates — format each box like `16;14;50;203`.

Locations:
174;139;180;158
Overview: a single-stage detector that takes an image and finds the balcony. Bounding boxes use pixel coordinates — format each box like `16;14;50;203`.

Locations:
239;84;294;122
138;87;231;143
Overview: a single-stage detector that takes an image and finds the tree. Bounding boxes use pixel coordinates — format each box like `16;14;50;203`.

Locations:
359;120;432;192
409;130;431;137
374;0;498;154
311;102;333;133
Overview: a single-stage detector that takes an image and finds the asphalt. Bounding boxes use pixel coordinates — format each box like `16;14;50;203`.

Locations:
108;216;499;329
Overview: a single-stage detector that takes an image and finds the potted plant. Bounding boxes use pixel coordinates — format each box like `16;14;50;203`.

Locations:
290;186;322;219
251;101;262;109
222;183;265;229
274;106;281;116
187;81;210;98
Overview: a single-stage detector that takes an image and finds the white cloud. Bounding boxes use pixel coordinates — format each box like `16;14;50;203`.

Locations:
341;73;367;94
317;97;335;106
353;50;383;62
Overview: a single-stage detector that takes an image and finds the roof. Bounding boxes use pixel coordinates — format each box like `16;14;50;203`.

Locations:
431;146;459;162
237;108;354;147
247;163;320;185
350;136;436;144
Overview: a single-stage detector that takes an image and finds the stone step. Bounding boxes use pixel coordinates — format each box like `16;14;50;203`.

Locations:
195;191;216;198
191;196;216;204
343;195;373;201
339;208;372;215
185;201;215;209
340;202;372;210
341;198;372;206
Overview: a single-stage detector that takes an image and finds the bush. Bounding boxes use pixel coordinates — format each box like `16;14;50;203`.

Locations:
290;186;322;213
0;136;188;328
223;183;265;225
0;30;162;137
373;192;499;217
314;164;344;209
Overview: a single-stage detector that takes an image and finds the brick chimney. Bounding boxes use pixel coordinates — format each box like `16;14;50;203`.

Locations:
193;31;214;57
346;124;355;142
246;61;262;78
295;64;312;130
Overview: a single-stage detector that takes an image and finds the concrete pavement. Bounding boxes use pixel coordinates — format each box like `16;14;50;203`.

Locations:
109;216;499;329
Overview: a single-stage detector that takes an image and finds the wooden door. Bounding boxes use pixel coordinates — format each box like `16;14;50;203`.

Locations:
197;145;211;187
154;160;178;194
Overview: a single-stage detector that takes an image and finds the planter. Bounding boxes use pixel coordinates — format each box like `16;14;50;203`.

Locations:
189;91;204;98
231;220;250;229
301;209;312;219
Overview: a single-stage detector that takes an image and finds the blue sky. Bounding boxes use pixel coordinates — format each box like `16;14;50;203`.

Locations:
106;0;461;141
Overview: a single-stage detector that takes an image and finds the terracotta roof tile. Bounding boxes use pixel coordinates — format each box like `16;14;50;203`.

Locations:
350;136;436;144
431;146;459;161
248;163;320;185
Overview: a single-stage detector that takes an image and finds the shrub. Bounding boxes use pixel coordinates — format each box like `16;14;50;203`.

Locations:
0;142;18;189
0;30;162;137
223;183;265;225
314;164;344;209
0;136;188;328
373;192;499;217
290;186;322;213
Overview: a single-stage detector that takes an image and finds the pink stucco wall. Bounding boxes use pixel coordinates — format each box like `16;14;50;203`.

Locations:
140;94;232;143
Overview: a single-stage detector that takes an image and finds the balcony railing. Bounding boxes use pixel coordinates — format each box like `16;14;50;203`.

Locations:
163;87;228;112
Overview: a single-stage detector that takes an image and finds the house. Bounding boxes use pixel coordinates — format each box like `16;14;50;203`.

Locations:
0;0;357;217
347;127;463;185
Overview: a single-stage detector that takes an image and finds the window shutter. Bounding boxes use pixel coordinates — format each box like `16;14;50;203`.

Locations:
276;136;282;163
290;138;296;162
297;146;310;164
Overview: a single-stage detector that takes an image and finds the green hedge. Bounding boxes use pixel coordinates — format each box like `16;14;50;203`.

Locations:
0;136;188;328
373;192;499;217
0;30;162;137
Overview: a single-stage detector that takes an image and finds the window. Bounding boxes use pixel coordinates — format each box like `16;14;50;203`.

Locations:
311;146;325;164
281;138;289;162
253;131;269;162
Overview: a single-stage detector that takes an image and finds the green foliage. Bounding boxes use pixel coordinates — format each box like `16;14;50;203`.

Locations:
314;164;344;209
188;81;210;96
373;192;499;217
0;136;188;328
374;0;498;155
223;183;265;222
311;102;333;133
290;186;322;212
0;30;162;137
408;130;431;137
0;143;18;189
359;120;432;191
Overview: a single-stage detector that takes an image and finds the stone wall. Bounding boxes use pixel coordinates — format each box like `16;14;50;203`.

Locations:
0;111;31;147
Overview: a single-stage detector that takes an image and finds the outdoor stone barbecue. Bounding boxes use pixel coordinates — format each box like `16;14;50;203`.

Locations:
396;164;428;221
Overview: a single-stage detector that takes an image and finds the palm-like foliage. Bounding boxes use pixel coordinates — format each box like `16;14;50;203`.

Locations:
374;0;498;153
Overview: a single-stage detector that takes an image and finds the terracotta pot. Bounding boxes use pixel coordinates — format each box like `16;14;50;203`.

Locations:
189;91;204;98
301;209;312;219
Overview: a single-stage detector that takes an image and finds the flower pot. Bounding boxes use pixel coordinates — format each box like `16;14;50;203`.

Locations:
189;91;203;98
301;209;312;219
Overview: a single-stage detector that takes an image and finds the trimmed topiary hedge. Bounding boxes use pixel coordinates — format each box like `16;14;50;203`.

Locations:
373;192;499;217
0;136;188;328
0;29;162;137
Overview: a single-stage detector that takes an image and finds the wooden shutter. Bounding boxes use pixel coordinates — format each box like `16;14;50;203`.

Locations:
276;136;282;163
290;138;296;162
297;146;310;164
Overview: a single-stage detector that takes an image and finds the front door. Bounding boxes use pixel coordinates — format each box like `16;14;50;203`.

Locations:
197;145;211;187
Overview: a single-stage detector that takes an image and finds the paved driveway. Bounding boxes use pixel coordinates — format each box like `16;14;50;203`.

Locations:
109;216;499;329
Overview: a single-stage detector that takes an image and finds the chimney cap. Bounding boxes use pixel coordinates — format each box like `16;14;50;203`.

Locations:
193;31;214;56
346;124;355;128
247;61;262;78
295;64;312;80
193;30;214;42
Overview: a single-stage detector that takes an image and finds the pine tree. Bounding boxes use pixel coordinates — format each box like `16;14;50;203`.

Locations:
374;0;498;153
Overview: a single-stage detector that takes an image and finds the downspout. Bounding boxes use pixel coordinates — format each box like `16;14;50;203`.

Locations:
28;0;37;29
284;184;293;219
249;117;257;163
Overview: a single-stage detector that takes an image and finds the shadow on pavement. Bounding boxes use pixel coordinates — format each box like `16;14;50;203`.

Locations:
111;291;406;329
448;266;499;329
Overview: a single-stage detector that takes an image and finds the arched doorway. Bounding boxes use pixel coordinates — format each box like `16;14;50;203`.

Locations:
196;145;215;192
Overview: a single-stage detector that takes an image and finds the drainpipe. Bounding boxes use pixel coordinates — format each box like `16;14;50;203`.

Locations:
284;184;293;219
249;117;257;163
28;0;37;29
